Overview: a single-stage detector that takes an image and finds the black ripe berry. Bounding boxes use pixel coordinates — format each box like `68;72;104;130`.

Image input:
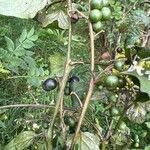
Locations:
42;78;58;91
69;76;80;83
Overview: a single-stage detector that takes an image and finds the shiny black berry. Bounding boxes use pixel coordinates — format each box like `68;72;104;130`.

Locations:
42;78;58;91
69;76;80;83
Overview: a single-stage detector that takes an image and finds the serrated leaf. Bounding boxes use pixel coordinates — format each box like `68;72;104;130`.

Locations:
14;47;26;57
27;27;35;38
24;56;36;67
22;39;35;49
40;10;69;29
4;131;36;150
0;0;51;19
126;102;146;124
19;29;27;43
5;36;15;51
125;32;140;47
29;35;38;41
132;10;150;27
49;52;65;76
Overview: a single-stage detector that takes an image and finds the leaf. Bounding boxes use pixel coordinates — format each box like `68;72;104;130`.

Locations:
145;122;150;129
14;47;26;57
22;39;35;49
112;131;130;146
126;102;146;124
134;46;150;59
132;10;150;27
0;120;6;128
124;10;150;47
5;36;15;51
49;52;65;76
29;35;38;41
125;31;140;47
144;145;150;150
19;29;27;43
4;131;36;150
0;62;10;75
70;81;88;107
27;77;41;87
40;10;69;29
0;0;51;19
67;132;100;150
136;92;150;102
125;71;150;97
27;27;35;38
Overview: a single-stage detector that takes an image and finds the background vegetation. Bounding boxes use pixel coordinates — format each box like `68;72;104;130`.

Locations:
0;0;150;149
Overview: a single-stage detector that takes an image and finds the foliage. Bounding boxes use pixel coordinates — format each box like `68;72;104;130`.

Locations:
0;0;150;150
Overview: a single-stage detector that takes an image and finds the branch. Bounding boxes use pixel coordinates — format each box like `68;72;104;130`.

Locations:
70;0;95;148
0;104;53;109
46;0;73;149
0;104;76;111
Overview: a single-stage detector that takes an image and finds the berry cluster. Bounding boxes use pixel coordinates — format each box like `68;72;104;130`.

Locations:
89;0;111;32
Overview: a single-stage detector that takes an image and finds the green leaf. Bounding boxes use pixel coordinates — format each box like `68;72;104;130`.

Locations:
14;47;26;57
67;132;100;150
40;10;69;29
76;132;100;150
29;35;38;41
49;52;65;76
70;81;87;107
136;92;150;102
134;46;150;59
0;62;10;75
125;71;150;97
24;56;36;67
144;145;150;150
112;131;130;146
0;120;6;128
22;39;35;49
4;131;36;150
27;77;41;87
5;36;15;51
132;10;150;27
27;27;35;38
126;102;146;124
145;122;150;129
0;0;51;19
19;29;27;43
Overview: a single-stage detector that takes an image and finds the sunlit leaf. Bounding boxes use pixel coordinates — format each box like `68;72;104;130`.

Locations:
22;39;35;49
19;29;27;43
125;71;150;97
0;0;51;19
67;132;100;150
27;27;35;38
39;10;69;29
4;131;36;150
